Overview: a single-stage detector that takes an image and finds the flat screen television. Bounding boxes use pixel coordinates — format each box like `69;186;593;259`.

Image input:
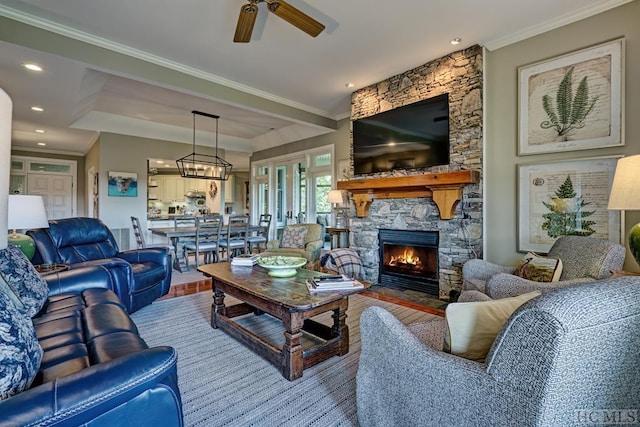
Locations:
352;93;450;175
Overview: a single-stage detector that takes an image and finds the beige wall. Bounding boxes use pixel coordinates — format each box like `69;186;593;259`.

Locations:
485;0;640;270
96;132;224;232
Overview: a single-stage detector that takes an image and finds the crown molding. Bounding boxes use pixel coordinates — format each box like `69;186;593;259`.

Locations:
11;145;85;157
0;5;334;120
483;0;634;51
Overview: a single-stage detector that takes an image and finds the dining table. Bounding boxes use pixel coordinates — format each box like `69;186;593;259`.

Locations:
151;224;265;272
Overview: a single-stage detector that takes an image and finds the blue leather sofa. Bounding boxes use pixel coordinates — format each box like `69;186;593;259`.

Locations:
0;263;183;426
28;217;171;313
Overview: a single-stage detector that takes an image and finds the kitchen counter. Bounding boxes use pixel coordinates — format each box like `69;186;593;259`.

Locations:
148;214;197;221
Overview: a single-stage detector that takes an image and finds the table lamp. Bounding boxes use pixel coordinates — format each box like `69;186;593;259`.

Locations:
608;155;640;267
7;195;49;259
327;189;347;228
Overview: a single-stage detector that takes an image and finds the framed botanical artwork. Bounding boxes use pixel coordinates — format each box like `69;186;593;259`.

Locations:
107;171;138;197
518;38;624;155
518;156;621;253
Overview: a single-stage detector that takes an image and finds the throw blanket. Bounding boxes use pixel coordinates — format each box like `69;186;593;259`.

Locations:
321;249;363;280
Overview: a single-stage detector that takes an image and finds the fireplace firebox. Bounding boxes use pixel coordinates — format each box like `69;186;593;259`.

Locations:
378;229;439;296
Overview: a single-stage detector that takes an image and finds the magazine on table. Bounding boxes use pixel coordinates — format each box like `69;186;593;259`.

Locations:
306;275;365;293
231;254;260;266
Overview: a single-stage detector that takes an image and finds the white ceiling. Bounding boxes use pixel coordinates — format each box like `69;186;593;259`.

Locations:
0;0;631;170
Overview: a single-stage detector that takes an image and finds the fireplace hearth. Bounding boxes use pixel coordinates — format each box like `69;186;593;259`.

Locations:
378;229;439;296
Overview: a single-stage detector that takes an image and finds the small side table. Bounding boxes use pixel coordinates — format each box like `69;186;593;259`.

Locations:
34;263;69;276
325;227;349;249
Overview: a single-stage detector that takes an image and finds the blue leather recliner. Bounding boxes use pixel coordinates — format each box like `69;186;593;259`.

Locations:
28;217;171;313
0;264;183;426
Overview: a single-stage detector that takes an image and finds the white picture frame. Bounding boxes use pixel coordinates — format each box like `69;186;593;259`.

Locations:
518;38;624;155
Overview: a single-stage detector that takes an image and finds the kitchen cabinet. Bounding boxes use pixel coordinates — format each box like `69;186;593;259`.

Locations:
147;219;173;244
158;176;188;202
224;175;235;203
149;175;209;202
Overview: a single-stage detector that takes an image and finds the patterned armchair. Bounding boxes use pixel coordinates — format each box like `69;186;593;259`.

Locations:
357;277;640;426
262;223;324;270
460;236;625;301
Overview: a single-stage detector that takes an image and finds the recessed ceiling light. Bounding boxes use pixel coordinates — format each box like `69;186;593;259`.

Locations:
157;160;165;164
37;142;46;146
31;106;44;112
450;38;462;45
345;82;354;88
23;63;43;72
35;129;45;133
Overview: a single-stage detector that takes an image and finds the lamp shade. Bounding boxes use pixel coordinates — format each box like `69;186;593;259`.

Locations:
8;195;49;230
7;195;49;259
608;155;640;210
327;190;343;205
608;155;640;268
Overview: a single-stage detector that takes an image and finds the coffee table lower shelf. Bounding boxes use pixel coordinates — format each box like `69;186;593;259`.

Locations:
211;285;349;381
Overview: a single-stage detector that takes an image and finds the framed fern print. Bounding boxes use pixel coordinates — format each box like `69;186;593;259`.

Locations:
518;38;624;155
518;156;621;253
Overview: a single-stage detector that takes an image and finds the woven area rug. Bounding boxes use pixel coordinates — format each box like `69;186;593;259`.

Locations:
131;292;436;426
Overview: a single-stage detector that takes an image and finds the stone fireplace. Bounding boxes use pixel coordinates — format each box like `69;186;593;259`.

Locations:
343;45;484;300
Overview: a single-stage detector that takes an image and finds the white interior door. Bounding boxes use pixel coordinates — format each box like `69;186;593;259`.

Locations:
27;173;73;219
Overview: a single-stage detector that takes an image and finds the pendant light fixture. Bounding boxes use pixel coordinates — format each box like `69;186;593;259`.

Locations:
176;110;232;180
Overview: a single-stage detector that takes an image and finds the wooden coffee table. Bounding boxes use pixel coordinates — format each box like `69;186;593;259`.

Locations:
198;262;368;381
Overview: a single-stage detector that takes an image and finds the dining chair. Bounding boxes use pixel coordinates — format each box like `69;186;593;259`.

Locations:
219;214;249;260
130;216;175;257
246;213;272;254
183;214;223;268
174;216;197;228
173;215;197;256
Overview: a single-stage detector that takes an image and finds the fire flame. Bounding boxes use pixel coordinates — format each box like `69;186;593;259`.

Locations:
389;249;422;267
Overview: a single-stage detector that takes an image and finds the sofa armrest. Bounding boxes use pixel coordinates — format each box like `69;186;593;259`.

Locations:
44;265;115;296
462;259;515;282
0;347;182;427
118;247;170;265
305;240;323;259
486;273;595;298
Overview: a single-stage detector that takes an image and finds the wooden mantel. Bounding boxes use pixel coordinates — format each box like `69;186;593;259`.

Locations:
336;170;480;220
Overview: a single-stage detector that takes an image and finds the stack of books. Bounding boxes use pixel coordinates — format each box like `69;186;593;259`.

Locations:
231;254;259;267
306;275;365;293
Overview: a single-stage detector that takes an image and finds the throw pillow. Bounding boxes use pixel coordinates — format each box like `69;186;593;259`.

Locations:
280;227;308;249
0;289;43;400
514;251;563;282
444;291;541;362
0;274;25;312
0;245;49;317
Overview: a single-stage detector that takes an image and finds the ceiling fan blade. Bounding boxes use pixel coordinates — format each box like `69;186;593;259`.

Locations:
266;0;325;37
234;3;259;43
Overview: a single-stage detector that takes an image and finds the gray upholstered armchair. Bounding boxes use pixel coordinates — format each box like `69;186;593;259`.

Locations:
356;277;640;426
460;236;625;301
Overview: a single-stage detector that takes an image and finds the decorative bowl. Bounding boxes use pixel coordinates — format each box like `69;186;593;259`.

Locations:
257;256;307;277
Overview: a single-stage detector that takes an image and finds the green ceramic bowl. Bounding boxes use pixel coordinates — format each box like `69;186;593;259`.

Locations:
257;256;307;277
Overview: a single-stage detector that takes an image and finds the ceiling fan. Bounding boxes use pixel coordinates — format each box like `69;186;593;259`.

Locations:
234;0;326;43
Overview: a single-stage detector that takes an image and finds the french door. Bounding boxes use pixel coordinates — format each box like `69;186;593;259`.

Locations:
252;146;334;240
274;158;306;237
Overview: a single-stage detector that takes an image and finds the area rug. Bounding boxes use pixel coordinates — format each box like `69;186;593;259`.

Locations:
131;292;436;426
